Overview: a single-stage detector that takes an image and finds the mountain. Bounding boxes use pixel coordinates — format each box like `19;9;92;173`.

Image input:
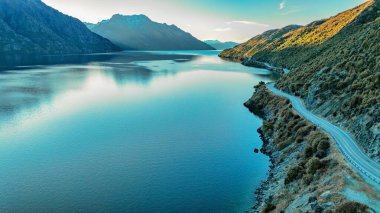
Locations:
84;22;96;30
221;0;380;162
203;40;239;50
0;0;119;55
219;25;302;60
228;1;380;211
88;14;214;50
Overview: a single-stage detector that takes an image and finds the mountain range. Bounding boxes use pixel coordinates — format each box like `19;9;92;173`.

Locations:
203;40;239;50
0;0;119;55
87;14;214;50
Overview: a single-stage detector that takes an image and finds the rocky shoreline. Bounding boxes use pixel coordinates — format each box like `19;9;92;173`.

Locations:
242;58;287;76
244;82;380;212
251;128;276;212
219;55;288;76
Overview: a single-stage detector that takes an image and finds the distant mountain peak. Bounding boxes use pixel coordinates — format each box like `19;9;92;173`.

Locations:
109;14;151;22
89;14;214;51
204;40;239;50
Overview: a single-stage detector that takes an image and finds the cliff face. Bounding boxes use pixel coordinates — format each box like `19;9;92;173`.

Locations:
89;14;214;50
221;0;380;162
245;83;380;212
0;0;119;55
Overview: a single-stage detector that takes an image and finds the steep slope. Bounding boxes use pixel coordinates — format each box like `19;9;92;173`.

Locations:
203;40;239;50
276;1;380;162
245;83;379;212
0;0;119;55
89;14;214;50
219;25;301;60
220;1;371;67
221;0;380;162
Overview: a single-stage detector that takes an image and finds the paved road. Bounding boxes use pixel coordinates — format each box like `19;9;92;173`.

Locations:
267;83;380;185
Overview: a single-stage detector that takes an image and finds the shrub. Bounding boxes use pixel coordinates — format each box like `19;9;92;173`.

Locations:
285;165;305;184
312;138;329;153
306;157;322;174
302;174;313;185
277;139;293;150
317;140;330;151
263;121;273;132
316;139;330;158
304;146;314;158
349;95;363;108
335;201;371;213
263;203;276;213
315;150;328;159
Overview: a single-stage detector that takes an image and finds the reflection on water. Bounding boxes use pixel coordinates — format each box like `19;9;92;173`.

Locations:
0;51;278;212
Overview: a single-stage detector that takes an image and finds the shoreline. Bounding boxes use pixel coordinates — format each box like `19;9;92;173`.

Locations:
219;55;288;76
244;83;380;212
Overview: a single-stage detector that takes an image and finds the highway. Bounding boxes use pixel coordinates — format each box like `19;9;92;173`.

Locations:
267;83;380;185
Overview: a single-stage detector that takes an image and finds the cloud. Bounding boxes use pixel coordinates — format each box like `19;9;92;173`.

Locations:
214;27;232;32
226;21;270;27
280;0;286;9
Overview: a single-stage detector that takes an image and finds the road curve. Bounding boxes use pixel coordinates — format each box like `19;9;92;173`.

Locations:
267;83;380;185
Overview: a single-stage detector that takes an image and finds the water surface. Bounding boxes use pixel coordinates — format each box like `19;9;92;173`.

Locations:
0;51;277;212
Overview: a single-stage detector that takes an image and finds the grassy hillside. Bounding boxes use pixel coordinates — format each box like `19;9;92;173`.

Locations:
219;25;301;60
220;1;372;68
221;0;380;162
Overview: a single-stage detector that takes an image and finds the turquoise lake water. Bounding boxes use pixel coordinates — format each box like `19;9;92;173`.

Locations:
0;51;278;212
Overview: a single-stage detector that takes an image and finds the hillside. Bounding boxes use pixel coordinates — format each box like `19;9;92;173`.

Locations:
221;0;380;162
219;25;301;60
203;40;239;50
244;83;379;212
88;14;214;50
0;0;119;55
220;1;372;67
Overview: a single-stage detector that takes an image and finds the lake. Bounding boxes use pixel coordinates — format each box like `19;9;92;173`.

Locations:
0;51;278;212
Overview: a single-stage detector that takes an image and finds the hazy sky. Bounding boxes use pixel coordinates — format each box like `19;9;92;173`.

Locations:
42;0;367;42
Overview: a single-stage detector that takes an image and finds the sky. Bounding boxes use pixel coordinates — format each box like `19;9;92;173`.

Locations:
42;0;367;43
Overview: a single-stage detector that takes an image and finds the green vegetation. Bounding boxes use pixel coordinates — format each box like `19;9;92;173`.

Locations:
285;165;305;184
263;203;276;213
245;83;376;212
335;201;372;213
219;1;371;65
224;0;380;162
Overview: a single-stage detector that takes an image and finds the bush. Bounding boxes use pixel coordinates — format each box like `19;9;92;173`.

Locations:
312;138;329;153
285;165;305;184
318;140;330;151
349;95;363;108
304;146;314;158
306;157;322;174
302;174;313;185
263;203;276;213
335;201;371;213
263;121;273;132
